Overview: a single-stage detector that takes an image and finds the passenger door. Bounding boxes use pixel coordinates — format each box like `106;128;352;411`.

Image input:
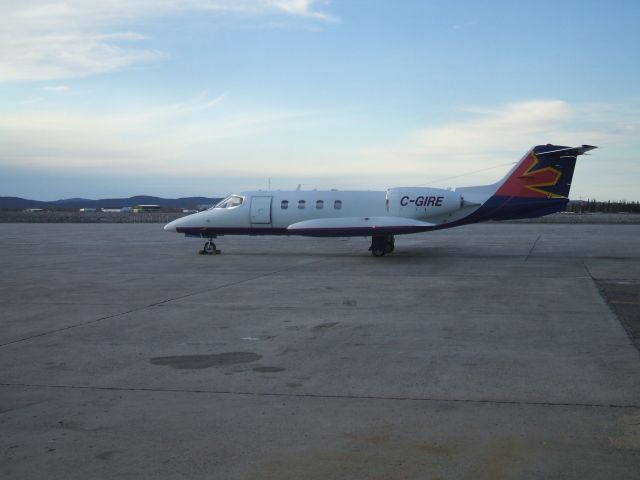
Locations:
250;196;272;226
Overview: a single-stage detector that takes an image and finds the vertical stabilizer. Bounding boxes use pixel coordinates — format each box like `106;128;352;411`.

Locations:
494;144;596;199
459;144;596;222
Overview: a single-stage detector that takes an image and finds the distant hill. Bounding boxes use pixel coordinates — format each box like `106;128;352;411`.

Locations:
53;198;93;205
0;197;52;209
0;196;222;210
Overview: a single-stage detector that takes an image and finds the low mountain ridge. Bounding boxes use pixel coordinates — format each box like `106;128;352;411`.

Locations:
0;196;222;210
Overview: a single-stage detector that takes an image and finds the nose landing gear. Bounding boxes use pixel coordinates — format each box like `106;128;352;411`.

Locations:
199;238;220;255
369;234;395;257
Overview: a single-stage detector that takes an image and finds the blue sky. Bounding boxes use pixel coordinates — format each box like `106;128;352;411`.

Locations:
1;0;639;200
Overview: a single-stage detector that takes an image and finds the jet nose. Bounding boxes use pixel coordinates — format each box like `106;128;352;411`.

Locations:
164;219;178;232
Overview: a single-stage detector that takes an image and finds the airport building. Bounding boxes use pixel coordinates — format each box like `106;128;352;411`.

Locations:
132;205;161;213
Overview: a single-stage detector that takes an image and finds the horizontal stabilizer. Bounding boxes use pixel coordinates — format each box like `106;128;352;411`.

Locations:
536;145;597;157
287;216;435;236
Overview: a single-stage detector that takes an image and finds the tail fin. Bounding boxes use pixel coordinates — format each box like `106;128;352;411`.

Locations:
495;144;596;199
463;144;597;222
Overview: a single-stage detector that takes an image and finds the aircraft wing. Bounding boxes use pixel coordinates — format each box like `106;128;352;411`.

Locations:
287;216;435;237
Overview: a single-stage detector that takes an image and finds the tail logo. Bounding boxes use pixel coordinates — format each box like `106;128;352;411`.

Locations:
521;153;564;198
496;151;566;198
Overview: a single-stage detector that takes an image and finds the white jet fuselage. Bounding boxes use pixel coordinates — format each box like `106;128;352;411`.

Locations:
164;188;480;237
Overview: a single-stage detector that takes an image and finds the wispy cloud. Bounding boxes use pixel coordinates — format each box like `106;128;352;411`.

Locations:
0;0;336;83
0;92;324;176
42;85;70;93
269;0;336;20
453;20;477;30
163;92;228;116
353;100;640;190
17;97;44;106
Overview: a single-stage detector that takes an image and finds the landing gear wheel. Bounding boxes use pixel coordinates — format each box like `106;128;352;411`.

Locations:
203;240;216;254
384;235;395;254
369;236;386;257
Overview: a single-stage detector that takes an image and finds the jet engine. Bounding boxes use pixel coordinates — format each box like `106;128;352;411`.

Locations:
386;187;463;219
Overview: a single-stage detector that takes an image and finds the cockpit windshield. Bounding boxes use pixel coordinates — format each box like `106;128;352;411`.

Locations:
214;195;244;209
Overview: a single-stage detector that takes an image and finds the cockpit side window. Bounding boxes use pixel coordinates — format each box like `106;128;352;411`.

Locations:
214;195;244;209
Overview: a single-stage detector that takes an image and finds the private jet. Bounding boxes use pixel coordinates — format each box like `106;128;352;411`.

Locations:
164;144;596;256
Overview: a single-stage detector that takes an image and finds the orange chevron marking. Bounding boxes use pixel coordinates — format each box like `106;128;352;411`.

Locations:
521;153;564;198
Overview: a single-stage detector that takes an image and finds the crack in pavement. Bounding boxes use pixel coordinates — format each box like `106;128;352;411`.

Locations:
525;234;541;261
0;258;327;349
1;382;638;410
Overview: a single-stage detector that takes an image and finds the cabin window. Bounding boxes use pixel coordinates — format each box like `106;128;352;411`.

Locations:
334;200;342;210
214;195;244;209
280;200;289;209
298;200;306;209
316;200;324;209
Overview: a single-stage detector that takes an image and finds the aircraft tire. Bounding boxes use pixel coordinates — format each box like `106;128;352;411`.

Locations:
370;235;387;257
383;234;395;254
203;241;216;254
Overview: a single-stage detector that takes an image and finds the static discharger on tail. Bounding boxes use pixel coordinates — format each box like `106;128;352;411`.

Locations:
164;144;597;256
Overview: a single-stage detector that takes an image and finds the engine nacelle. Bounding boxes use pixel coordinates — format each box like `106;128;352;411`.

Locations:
386;187;463;219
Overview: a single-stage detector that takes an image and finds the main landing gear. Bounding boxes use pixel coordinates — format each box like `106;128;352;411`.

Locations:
199;238;220;255
369;234;395;257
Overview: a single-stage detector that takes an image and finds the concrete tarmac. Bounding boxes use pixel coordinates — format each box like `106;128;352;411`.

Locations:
1;223;639;479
